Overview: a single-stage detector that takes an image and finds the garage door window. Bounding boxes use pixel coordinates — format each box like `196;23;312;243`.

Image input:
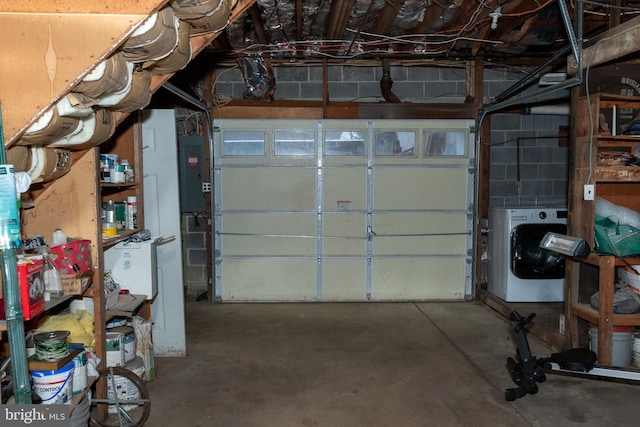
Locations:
375;130;416;156
423;130;466;156
223;130;265;156
324;130;366;156
274;129;315;156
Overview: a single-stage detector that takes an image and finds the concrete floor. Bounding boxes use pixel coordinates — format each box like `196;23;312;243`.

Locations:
145;300;640;426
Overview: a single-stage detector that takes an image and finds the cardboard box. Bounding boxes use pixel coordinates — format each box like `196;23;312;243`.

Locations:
60;273;93;296
1;255;46;321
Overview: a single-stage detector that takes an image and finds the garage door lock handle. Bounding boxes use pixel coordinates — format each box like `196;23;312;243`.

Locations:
367;226;376;241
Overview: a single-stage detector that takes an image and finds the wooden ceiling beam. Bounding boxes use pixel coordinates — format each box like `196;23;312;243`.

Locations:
371;0;405;35
249;3;269;45
295;0;303;41
326;0;357;40
568;13;640;74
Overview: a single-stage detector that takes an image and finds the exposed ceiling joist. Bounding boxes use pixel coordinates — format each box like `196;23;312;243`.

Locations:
371;0;406;34
206;1;640;66
326;0;357;40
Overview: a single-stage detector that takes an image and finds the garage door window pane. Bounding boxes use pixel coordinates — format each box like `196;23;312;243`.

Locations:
274;129;315;156
223;130;265;156
375;130;416;156
324;130;366;156
423;131;466;156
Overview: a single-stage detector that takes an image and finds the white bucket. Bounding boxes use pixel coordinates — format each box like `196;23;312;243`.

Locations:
589;325;634;367
106;331;125;367
71;346;88;394
633;333;640;368
31;361;75;404
107;356;146;413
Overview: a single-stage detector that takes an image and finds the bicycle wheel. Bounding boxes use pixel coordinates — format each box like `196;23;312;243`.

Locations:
90;366;151;427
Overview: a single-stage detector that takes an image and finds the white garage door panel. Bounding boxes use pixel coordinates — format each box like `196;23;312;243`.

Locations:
222;167;316;210
373;258;467;300
374;212;468;254
374;168;468;210
223;259;317;301
214;119;474;302
223;213;316;256
324;213;366;255
324;168;366;210
323;259;366;301
375;236;467;255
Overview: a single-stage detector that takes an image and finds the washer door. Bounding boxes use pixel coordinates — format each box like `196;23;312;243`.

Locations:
511;223;567;279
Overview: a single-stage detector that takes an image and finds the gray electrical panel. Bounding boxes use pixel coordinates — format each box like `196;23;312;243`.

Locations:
178;135;206;213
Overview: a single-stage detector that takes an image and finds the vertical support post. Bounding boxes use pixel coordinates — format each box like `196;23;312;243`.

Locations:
0;101;32;404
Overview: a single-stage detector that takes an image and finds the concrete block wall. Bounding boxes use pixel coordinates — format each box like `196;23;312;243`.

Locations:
214;65;468;102
484;68;570;208
184;214;209;297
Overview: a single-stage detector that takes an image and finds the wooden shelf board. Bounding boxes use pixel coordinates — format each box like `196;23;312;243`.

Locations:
44;294;75;312
105;294;146;319
571;303;640;327
595;136;640;146
594;167;640;181
598;93;640;109
101;183;137;190
579;252;640;268
28;347;82;371
102;229;141;249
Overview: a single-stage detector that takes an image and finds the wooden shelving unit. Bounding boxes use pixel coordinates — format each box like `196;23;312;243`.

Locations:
566;92;640;365
1;0;256;403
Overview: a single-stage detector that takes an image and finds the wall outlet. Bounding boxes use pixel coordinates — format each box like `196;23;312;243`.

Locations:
584;184;595;200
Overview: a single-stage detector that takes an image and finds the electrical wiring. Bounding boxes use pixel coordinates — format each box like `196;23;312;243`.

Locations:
216;0;588;60
177;111;205;135
211;65;239;106
217;0;640;62
345;28;505;45
225;30;504;59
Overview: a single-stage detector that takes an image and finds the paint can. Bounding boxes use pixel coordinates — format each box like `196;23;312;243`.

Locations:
69;390;91;427
105;331;125;367
110;326;137;362
107;356;146;413
70;345;88;394
31;361;75;404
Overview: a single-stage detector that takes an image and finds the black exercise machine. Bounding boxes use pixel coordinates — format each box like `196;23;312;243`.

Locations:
505;309;640;401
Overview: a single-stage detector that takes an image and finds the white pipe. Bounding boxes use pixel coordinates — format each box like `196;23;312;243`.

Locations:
524;104;571;115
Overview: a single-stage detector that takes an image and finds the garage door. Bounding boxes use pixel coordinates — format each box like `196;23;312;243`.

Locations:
213;119;475;301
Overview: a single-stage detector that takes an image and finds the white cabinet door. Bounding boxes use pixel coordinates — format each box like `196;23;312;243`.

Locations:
141;109;186;356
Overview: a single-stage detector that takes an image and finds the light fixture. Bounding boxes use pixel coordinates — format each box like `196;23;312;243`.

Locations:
540;232;590;259
538;72;568;86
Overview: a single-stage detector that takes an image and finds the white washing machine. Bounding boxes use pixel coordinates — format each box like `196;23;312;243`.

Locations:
488;207;568;302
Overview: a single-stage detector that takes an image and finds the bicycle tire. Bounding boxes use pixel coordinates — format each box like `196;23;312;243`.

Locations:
89;366;151;427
